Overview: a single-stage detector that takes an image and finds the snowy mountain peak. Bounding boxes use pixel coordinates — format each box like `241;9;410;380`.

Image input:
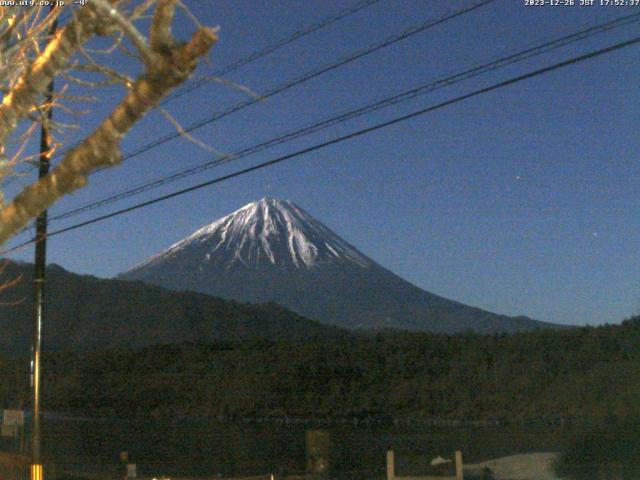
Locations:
130;198;372;272
120;198;557;334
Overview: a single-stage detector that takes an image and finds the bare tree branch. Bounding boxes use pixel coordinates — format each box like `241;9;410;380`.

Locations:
0;4;218;246
0;7;99;147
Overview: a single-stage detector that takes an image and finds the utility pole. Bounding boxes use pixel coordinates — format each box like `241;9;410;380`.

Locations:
32;7;57;480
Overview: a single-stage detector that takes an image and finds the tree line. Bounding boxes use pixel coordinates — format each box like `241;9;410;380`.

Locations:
2;316;639;423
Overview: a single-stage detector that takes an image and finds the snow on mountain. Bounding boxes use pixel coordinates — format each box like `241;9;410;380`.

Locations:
130;198;372;272
121;198;561;334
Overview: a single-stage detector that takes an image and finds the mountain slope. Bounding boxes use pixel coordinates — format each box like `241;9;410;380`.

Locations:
0;260;347;356
120;198;559;333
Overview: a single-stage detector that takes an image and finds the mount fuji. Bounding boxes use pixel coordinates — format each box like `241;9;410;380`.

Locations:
119;198;558;333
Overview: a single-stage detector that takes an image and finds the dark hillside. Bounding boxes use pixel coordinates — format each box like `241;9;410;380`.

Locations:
0;260;347;356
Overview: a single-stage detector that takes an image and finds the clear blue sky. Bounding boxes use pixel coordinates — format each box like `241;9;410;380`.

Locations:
4;0;640;326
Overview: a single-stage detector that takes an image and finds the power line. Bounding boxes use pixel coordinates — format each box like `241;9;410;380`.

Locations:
3;34;638;256
71;0;384;109
1;0;383;186
117;0;497;161
48;11;640;223
165;0;384;103
11;0;497;179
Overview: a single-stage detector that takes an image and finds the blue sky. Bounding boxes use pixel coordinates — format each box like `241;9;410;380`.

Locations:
4;0;640;326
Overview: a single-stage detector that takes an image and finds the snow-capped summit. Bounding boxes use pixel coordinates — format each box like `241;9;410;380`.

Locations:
130;197;371;272
121;199;558;333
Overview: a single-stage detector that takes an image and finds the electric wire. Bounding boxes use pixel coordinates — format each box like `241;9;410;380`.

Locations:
1;0;383;186
48;11;640;223
3;34;638;256
165;0;384;103
115;0;497;162
6;0;496;182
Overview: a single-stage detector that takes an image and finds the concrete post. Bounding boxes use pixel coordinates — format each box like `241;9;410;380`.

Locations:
455;450;463;480
386;450;395;480
305;430;331;478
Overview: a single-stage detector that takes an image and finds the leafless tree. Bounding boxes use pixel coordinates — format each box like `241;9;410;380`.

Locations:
0;1;217;246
